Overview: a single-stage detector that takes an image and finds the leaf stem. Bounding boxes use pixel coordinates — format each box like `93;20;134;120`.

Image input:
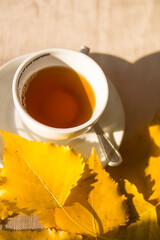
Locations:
24;157;98;237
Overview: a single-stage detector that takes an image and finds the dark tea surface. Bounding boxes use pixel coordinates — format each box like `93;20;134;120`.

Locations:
21;66;95;128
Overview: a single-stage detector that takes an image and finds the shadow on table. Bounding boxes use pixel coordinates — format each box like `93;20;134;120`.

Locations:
90;51;160;142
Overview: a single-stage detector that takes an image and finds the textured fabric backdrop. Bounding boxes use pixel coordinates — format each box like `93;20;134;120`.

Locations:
1;0;160;230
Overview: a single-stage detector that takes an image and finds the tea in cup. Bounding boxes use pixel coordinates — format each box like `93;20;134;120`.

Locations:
12;48;108;140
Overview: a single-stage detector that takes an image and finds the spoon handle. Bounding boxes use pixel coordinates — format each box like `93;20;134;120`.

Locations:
93;123;122;166
80;45;123;166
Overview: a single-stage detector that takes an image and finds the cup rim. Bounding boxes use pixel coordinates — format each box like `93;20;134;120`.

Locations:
12;48;109;136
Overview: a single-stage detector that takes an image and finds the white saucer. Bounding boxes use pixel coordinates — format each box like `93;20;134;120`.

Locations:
0;55;125;167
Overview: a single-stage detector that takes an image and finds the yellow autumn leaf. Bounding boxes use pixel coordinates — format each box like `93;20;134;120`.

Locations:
0;198;13;221
145;156;160;201
149;125;160;148
0;169;13;220
0;229;82;240
0;131;84;216
148;111;160;148
38;148;128;238
125;180;159;231
103;180;160;240
144;112;160;201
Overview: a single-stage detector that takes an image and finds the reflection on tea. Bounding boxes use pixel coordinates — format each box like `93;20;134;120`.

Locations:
21;66;95;128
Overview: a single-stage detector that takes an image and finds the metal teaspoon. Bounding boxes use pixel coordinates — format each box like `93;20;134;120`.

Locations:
80;45;122;166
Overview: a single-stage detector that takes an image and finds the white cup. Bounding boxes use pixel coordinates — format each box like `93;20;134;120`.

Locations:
12;48;108;140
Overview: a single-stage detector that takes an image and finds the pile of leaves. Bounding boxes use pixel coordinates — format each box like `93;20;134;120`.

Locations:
0;113;160;239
